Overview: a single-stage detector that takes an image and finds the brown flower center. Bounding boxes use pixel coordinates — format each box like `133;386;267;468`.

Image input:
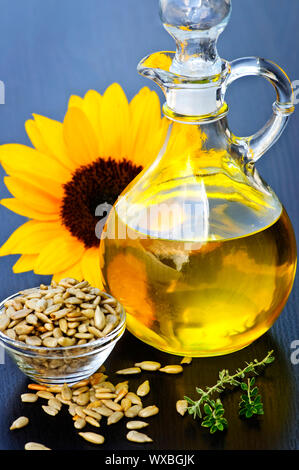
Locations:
61;157;143;248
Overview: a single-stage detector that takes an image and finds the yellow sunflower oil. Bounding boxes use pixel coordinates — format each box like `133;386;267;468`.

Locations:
100;208;296;357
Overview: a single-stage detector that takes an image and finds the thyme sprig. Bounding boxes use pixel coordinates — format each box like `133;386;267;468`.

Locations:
184;350;274;422
239;377;264;418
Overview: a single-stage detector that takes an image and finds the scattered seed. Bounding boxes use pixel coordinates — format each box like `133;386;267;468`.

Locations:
25;442;51;450
180;357;192;365
125;405;143;418
121;397;132;412
138;405;159;418
85;416;100;427
36;391;54;399
159;365;183;374
176;399;188;416
107;411;124;425
47;398;62;411
78;432;105;445
74;418;86;430
116;367;141;375
126;421;149;430
126;430;152;443
61;383;72;401
28;384;48;391
102;400;122;412
137;380;150;397
134;361;161;371
126;392;142;406
10;416;29;430
42;405;59;416
21;393;38;403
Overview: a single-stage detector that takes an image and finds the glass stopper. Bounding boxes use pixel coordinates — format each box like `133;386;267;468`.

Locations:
159;0;232;77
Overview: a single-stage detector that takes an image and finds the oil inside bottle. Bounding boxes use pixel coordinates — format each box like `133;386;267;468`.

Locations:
100;208;296;357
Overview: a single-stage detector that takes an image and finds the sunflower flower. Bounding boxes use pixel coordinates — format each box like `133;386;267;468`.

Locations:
0;84;169;287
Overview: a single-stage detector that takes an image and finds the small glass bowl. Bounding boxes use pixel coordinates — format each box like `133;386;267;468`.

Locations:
0;290;126;385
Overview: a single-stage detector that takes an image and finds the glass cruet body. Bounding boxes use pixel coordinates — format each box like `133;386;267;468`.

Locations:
100;0;297;357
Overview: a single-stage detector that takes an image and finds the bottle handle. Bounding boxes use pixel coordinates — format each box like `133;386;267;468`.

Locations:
226;57;295;162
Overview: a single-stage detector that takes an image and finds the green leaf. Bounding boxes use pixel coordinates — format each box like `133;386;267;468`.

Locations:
184;396;195;405
210;425;218;434
250;377;255;386
204;403;212;415
241;382;248;391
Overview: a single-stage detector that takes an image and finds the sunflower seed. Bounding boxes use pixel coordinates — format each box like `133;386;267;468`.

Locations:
10;416;29;430
87;326;104;338
85;416;100;427
21;393;38;403
101;400;122;412
126;431;152;443
25;336;42;346
180;357;192;365
35;299;48;312
116;367;141;375
26;313;39;325
159;365;183;374
42;405;59;416
61;383;72;401
94;392;117;400
107;411;124;425
74;417;86;429
4;328;16;340
48;397;62;411
57;337;76;347
134;361;161;371
78;432;105;445
42;337;58;348
90;406;111;417
15;323;34;336
94;306;106;330
25;442;51;450
82;408;102;421
126;421;149;430
121;397;132;412
138;405;159;418
126;392;142;406
137;380;150;397
72;386;89;396
75;392;90;406
176;399;188;416
36;391;54;399
10;308;31;321
115;381;129;393
125;405;143;418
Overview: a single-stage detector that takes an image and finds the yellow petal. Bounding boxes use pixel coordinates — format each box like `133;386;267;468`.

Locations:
25;119;49;155
1;198;60;221
34;231;85;275
29;114;77;172
82;90;102;132
0;144;71;184
129;87;166;167
68;94;84;109
63;107;99;166
81;247;103;289
0;220;64;256
100;83;130;159
4;176;60;214
52;261;83;283
4;171;65;201
13;254;38;273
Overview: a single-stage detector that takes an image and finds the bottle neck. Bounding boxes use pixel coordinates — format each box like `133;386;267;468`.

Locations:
165;83;223;117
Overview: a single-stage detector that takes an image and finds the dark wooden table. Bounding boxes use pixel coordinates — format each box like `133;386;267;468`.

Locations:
0;0;298;451
0;325;298;451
